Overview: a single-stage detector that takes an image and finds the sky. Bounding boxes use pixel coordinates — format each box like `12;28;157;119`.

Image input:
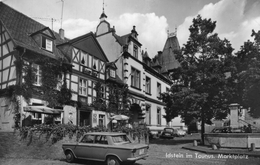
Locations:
2;0;260;58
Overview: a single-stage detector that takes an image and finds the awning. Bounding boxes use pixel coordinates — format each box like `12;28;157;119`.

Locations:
23;106;63;115
110;115;129;121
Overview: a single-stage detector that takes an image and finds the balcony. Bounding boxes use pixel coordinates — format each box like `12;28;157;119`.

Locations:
82;67;98;78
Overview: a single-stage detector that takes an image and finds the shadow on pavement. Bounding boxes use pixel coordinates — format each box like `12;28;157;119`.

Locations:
60;158;143;165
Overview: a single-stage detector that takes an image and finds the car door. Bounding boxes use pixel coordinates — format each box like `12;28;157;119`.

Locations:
89;135;108;161
73;134;94;159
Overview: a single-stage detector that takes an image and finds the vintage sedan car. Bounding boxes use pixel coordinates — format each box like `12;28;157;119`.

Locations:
160;128;175;139
62;132;149;165
175;129;187;137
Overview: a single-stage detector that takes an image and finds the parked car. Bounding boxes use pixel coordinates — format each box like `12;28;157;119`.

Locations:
211;127;244;133
174;129;187;137
62;132;149;165
211;127;231;133
160;128;175;139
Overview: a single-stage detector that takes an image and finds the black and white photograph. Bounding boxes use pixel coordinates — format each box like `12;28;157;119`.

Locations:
0;0;260;165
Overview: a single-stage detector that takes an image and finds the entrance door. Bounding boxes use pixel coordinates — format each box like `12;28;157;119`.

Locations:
79;111;90;126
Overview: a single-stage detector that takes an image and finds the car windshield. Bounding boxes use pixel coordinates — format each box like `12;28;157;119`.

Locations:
112;135;131;144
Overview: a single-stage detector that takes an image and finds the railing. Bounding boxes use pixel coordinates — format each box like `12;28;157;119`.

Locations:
238;119;258;129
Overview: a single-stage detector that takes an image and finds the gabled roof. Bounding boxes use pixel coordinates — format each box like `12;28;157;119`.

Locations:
61;32;109;62
142;50;151;60
158;35;180;74
0;2;68;61
29;27;56;39
151;55;162;68
114;33;130;46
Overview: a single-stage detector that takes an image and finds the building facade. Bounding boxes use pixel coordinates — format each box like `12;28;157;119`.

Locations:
0;2;185;132
0;2;131;131
58;32;116;128
0;2;71;131
95;11;185;130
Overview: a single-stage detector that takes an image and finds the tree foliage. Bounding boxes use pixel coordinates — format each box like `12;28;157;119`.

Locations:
163;15;236;131
92;81;131;116
18;123;149;146
236;30;260;117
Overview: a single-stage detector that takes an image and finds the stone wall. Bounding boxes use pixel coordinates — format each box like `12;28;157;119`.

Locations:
204;133;260;148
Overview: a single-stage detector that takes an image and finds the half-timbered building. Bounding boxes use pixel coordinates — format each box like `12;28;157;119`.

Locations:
0;2;71;131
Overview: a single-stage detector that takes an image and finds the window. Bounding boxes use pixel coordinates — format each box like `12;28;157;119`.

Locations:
131;67;140;89
112;135;131;144
100;85;105;99
110;69;116;78
145;77;151;94
95;135;108;144
32;112;42;119
133;45;138;58
42;36;53;52
56;74;63;90
157;107;161;125
99;114;105;126
157;82;161;98
79;78;88;96
145;104;151;125
81;135;94;143
93;58;98;70
81;52;88;67
32;64;42;86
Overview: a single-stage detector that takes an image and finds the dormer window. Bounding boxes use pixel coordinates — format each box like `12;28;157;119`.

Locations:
133;45;138;58
42;36;53;52
110;69;116;78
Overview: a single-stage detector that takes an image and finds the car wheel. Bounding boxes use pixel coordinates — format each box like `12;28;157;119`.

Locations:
65;151;75;163
106;156;121;165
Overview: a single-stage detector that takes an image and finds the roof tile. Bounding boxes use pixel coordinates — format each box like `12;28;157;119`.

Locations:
0;2;68;61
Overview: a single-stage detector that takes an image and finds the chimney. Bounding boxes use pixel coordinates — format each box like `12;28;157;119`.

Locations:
59;28;65;40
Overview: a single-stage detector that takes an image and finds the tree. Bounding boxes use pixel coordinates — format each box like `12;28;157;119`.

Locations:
92;81;130;116
236;30;260;118
163;15;236;144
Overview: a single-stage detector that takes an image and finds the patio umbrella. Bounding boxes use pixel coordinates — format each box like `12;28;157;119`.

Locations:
111;114;129;121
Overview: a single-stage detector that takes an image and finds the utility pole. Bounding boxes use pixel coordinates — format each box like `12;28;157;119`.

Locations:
32;17;59;30
60;0;64;29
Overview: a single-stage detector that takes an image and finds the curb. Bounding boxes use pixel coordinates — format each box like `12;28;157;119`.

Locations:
182;145;260;158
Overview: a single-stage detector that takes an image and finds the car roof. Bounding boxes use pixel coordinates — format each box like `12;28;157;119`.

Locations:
84;132;126;136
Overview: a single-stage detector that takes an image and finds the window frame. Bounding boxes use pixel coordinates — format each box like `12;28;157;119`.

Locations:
79;78;88;96
32;63;42;86
145;76;151;94
41;35;53;52
157;82;161;98
157;107;161;125
98;114;105;126
109;69;116;78
131;67;141;89
133;45;138;58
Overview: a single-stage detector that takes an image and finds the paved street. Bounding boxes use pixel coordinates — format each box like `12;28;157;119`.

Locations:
1;133;260;165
